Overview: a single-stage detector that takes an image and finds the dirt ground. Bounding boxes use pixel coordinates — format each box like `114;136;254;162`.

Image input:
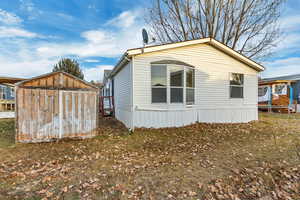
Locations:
0;113;300;200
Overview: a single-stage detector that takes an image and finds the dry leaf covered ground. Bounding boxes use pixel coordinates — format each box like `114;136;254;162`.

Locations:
0;113;300;200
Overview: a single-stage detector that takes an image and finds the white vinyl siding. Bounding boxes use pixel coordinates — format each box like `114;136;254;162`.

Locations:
113;62;133;128
132;43;258;128
133;44;257;109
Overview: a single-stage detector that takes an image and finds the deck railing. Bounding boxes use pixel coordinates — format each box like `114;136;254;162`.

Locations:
0;99;15;112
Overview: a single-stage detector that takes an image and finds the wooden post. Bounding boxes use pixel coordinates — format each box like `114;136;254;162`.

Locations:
15;86;19;143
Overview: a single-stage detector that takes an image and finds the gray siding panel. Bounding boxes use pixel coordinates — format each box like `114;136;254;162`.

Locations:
113;62;133;128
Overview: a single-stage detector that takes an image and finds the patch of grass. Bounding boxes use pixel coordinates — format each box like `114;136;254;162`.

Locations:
0;118;15;148
259;111;300;120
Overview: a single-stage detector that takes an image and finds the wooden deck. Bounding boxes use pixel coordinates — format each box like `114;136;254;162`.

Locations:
0;99;15;112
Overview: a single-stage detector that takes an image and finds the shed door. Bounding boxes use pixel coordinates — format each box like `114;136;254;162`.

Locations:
59;90;97;138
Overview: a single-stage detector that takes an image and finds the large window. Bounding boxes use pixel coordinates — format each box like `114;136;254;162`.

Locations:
170;66;184;103
151;65;167;103
151;65;195;104
186;68;195;104
230;73;244;98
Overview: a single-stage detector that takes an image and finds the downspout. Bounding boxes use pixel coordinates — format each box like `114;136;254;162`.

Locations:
122;55;134;131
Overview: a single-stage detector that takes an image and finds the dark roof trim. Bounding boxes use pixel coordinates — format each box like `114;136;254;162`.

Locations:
261;73;300;82
151;60;195;68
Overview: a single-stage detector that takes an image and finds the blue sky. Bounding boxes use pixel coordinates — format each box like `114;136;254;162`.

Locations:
0;0;299;81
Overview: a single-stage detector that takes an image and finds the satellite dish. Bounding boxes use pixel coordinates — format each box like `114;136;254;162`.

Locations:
142;28;149;45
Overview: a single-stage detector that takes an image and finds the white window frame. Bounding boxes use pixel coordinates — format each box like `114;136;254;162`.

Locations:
229;73;244;99
185;67;195;105
151;64;195;105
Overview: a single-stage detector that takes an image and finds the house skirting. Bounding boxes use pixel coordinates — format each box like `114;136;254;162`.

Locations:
131;107;258;128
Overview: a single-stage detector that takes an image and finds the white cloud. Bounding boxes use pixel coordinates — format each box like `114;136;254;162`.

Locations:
262;57;300;78
36;9;144;58
0;8;144;82
0;8;40;39
106;10;139;28
0;26;38;38
0;58;56;78
84;59;100;63
56;13;74;21
264;11;300;77
280;15;300;31
83;65;114;82
19;0;38;20
0;9;22;25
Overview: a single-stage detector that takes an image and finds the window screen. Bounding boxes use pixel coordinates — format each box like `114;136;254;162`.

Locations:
170;66;184;103
186;68;195;88
152;88;167;103
151;65;167;87
171;88;183;103
151;65;167;103
186;88;195;104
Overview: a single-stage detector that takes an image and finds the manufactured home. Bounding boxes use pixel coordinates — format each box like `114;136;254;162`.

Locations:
259;74;300;112
101;70;113;97
104;38;265;129
0;76;25;118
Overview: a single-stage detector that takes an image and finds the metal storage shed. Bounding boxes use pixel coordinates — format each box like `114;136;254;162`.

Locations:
15;71;99;143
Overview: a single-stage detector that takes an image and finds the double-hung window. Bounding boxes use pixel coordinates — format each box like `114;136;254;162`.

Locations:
151;64;195;104
151;65;167;103
230;73;244;98
170;66;184;103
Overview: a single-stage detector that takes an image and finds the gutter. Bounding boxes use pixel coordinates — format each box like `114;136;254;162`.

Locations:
109;53;131;78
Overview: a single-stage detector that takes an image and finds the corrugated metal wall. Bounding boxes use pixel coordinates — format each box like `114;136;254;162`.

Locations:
16;88;98;143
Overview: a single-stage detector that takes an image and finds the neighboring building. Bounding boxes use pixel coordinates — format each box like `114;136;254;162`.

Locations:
259;74;300;112
0;83;15;100
0;76;25;117
104;38;264;129
102;70;113;96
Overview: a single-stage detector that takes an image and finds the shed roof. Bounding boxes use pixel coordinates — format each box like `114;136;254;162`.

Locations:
110;38;265;78
17;71;98;90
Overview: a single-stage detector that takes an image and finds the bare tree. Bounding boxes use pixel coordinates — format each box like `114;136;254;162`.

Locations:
146;0;285;59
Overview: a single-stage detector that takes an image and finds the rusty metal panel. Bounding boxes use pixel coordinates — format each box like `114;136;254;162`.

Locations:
16;88;98;143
